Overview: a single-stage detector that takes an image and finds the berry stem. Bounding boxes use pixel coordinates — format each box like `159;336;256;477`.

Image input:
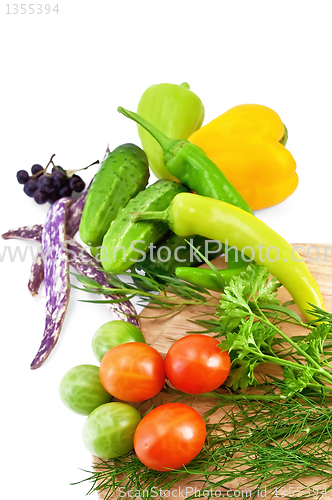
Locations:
66;159;99;177
32;154;56;178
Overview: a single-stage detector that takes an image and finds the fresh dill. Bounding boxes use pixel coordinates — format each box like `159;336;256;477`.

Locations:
74;391;332;499
70;269;218;313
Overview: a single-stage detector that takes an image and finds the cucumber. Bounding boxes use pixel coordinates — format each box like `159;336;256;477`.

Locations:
90;246;99;257
79;143;149;247
101;180;189;274
134;233;223;277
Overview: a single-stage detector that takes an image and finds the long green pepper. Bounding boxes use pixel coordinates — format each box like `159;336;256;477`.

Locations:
131;192;325;320
117;107;253;270
175;264;247;292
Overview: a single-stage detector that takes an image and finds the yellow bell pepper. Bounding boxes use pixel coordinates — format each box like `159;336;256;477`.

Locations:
188;104;298;211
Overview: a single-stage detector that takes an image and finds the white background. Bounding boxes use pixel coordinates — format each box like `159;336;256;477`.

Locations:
1;1;332;499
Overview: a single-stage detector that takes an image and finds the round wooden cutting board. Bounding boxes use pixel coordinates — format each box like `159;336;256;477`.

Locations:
96;243;332;499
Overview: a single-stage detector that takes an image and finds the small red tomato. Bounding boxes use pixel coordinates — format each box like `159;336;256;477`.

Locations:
165;334;230;394
134;403;206;471
99;342;165;402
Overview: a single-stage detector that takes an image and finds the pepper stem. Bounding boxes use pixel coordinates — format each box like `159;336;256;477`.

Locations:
117;107;175;153
280;124;288;146
131;210;169;223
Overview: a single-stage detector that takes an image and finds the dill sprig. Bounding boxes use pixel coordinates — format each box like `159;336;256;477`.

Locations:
74;392;332;499
70;269;218;313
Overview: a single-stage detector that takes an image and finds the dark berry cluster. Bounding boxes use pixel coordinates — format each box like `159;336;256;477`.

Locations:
16;164;85;205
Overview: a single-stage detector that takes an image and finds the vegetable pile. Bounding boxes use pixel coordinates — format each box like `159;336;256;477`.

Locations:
3;81;331;498
74;266;332;498
59;320;226;471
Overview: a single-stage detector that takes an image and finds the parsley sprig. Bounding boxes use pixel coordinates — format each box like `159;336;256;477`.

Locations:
216;264;332;395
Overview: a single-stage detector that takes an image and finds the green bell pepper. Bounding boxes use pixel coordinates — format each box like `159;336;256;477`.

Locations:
137;82;205;180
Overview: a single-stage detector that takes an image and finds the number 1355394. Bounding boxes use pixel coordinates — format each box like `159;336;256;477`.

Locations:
5;4;59;14
274;487;328;497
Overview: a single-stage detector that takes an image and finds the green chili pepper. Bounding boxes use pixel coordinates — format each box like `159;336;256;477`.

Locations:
132;192;325;321
175;265;247;292
137;82;205;181
118;107;253;214
176;243;246;290
118;106;252;272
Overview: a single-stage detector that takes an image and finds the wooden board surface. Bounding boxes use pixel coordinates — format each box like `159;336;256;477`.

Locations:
96;243;332;499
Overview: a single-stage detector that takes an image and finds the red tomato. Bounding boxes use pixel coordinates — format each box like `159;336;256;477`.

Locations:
134;403;206;471
99;342;166;402
165;334;230;394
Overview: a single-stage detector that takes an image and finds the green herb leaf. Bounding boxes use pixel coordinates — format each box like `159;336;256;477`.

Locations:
298;323;332;365
69;272;103;288
219;317;273;390
282;365;316;397
245;264;280;303
217;264;281;331
225;359;258;391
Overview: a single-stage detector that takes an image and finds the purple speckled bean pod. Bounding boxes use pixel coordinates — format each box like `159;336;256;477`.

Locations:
27;190;90;295
2;224;44;295
67;239;139;327
65;188;89;236
2;223;43;241
2;225;45;295
103;144;110;160
30;197;72;369
2;186;139;326
2;189;89;295
2;189;89;243
28;250;45;296
27;249;45;295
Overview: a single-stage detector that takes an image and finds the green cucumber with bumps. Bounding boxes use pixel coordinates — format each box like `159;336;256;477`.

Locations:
101;180;189;274
79;143;149;247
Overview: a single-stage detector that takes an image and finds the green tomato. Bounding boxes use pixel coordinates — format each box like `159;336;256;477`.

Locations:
82;402;141;458
92;320;145;362
59;365;111;415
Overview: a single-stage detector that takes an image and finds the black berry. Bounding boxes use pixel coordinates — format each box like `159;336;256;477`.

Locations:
69;175;85;192
52;165;65;173
17;170;30;184
59;184;72;197
52;170;67;189
48;191;61;204
23;178;38;197
31;164;44;175
38;175;54;194
33;189;48;205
